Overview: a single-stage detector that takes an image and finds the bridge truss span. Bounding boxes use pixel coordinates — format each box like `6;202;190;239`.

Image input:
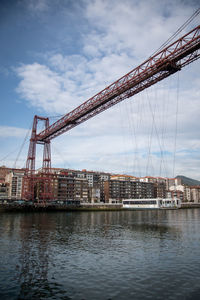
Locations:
37;25;200;142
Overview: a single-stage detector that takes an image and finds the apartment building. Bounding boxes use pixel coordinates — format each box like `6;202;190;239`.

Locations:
110;174;137;181
56;174;89;202
139;176;166;198
36;168;110;202
0;166;12;184
80;170;110;187
104;180;155;203
90;187;101;203
166;177;182;190
70;169;110;201
169;184;192;202
166;190;184;202
5;169;25;199
190;186;200;203
0;183;9;199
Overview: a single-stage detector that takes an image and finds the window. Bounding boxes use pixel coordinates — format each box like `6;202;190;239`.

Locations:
123;200;157;205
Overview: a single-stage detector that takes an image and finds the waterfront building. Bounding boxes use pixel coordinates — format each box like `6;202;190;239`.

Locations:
169;184;191;202
3;165;199;203
139;176;166;183
80;169;110;188
5;169;25;199
70;169;110;202
184;186;191;202
166;177;182;190
166;190;184;202
56;173;89;202
0;166;12;184
190;186;200;203
139;176;167;199
90;187;101;203
36;168;110;202
104;180;155;203
154;182;166;198
0;183;9;199
110;174;137;181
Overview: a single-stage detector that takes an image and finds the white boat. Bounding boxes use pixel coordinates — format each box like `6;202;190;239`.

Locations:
122;198;181;209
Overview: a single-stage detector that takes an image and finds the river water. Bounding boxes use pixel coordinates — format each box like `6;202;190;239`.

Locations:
0;209;200;300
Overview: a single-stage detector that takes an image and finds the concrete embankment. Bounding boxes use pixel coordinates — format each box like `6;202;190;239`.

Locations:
181;203;200;209
1;201;200;212
0;202;123;212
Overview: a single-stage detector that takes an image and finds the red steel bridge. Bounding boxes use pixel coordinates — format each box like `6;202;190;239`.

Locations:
22;25;200;202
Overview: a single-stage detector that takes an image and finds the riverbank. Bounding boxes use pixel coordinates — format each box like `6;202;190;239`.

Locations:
0;201;200;212
0;202;123;212
180;203;200;209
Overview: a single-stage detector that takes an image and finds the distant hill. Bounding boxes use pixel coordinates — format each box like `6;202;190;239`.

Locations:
176;175;200;186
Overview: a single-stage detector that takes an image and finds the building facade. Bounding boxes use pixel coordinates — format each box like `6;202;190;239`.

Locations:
104;180;155;203
0;183;9;199
55;174;89;202
0;166;12;184
190;186;200;203
5;169;25;199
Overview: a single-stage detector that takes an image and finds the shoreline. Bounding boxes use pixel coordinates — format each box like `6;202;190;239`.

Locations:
1;202;200;212
0;202;123;212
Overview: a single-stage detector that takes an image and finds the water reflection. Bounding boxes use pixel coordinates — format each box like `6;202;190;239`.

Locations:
17;214;54;299
0;209;200;299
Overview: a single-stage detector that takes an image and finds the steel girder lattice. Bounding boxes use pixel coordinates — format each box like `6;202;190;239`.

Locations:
37;25;200;142
22;116;54;202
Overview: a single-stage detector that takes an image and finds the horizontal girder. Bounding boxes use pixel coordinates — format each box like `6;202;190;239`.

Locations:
37;25;200;142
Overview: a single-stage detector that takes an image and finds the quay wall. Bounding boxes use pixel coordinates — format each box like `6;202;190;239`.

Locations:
0;201;123;212
1;200;200;212
181;203;200;209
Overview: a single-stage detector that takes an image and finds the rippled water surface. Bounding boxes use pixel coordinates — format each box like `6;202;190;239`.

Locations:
1;209;200;299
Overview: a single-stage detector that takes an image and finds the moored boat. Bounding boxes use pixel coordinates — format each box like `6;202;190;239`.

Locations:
122;198;181;209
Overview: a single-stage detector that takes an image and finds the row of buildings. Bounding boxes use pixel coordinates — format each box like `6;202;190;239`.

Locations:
0;165;200;203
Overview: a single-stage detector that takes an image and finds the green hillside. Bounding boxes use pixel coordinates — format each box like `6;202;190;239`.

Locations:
176;175;200;186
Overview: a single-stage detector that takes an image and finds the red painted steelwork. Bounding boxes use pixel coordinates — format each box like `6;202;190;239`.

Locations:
22;116;53;201
37;25;200;142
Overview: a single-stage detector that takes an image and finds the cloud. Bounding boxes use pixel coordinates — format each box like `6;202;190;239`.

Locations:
0;126;29;138
16;63;66;112
84;0;196;58
25;0;49;13
15;49;135;114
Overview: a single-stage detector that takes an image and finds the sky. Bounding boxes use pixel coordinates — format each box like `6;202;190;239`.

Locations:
0;0;200;179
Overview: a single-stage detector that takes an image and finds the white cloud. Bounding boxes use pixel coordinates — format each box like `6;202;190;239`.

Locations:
0;126;29;138
84;0;196;59
16;63;65;112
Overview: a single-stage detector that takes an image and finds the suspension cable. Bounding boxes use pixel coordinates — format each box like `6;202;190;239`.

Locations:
172;72;180;178
13;124;32;169
0;148;19;165
150;7;200;57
